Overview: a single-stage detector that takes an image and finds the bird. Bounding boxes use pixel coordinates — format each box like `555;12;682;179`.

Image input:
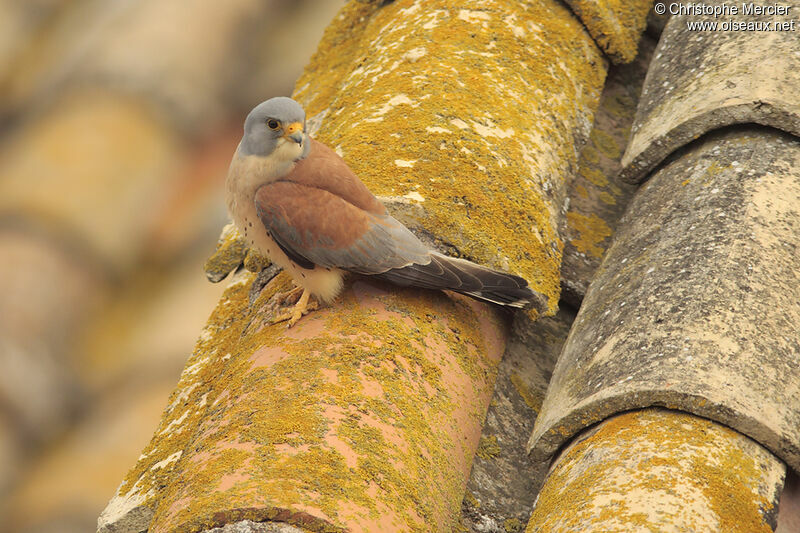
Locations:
226;96;539;327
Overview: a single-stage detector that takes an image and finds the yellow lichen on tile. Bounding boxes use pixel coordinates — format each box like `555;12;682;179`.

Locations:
589;128;622;160
107;1;614;529
597;190;616;205
527;409;781;532
565;211;612;258
476;435;501;461
579;164;610;188
115;268;505;533
509;371;542;413
294;0;609;316
203;222;250;282
562;0;652;64
503;517;523;532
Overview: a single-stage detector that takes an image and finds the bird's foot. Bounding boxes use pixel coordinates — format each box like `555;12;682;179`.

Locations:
278;284;305;305
271;289;319;328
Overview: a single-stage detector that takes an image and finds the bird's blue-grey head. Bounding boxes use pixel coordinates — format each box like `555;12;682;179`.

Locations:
239;97;310;159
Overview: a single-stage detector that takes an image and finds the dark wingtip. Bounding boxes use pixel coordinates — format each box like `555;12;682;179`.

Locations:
463;285;549;313
426;252;550;313
374;252;550;314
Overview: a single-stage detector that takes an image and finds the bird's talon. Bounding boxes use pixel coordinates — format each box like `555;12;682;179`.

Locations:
280;285;305;305
285;300;319;328
285;309;303;328
270;289;318;328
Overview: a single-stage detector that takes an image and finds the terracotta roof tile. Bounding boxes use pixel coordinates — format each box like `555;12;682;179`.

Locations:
461;309;574;531
530;19;800;532
529;409;786;532
99;0;621;531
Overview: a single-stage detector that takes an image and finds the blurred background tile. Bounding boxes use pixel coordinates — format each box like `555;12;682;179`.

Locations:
0;2;344;532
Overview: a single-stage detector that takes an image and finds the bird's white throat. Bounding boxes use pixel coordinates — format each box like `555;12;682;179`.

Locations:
227;138;303;199
273;137;305;166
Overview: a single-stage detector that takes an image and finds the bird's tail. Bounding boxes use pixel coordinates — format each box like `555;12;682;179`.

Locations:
374;252;544;309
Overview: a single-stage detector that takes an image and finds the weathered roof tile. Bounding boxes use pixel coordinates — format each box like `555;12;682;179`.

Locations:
560;35;656;306
528;409;786;532
293;0;615;318
562;0;652;64
100;269;507;533
461;309;574;531
530;128;800;473
100;0;623;530
621;5;800;183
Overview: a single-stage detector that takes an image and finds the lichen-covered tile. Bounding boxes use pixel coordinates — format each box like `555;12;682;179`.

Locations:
621;3;800;183
562;0;652;64
100;270;506;533
528;409;786;532
295;0;611;317
560;35;656;306
530;129;800;474
461;309;575;533
100;1;623;530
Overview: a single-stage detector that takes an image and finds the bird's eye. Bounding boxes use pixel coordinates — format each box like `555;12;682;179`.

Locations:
267;119;280;130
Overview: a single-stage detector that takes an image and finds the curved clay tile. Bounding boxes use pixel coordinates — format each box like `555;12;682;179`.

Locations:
293;0;611;319
620;5;800;183
560;35;656;306
462;309;574;530
561;0;652;64
528;409;786;531
530;128;800;476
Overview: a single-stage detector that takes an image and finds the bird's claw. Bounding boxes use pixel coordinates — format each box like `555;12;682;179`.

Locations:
270;288;318;328
278;284;305;305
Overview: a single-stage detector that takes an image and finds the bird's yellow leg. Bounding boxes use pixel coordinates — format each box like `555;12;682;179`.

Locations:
272;288;319;328
280;282;304;305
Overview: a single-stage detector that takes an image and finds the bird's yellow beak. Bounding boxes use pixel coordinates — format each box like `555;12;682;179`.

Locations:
284;122;304;144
